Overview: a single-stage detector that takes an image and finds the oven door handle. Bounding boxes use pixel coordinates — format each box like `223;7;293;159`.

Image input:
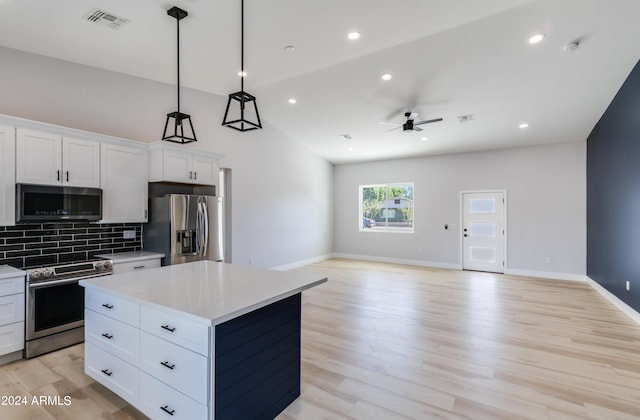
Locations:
28;278;80;289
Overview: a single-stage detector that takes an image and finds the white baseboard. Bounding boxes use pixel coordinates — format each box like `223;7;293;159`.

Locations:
504;268;588;282
585;276;640;326
270;254;333;271
331;253;462;270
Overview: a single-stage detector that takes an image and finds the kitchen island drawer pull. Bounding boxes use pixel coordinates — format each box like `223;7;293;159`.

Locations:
160;405;175;416
133;265;146;269
101;333;113;339
160;361;175;370
101;369;113;377
102;303;114;309
161;324;176;332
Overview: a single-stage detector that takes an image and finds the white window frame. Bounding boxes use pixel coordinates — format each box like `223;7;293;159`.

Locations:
359;182;414;233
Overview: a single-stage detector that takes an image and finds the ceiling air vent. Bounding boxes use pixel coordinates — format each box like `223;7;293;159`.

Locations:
457;114;475;123
84;9;129;30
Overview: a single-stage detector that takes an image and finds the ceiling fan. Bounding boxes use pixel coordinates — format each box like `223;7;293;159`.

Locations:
379;112;443;132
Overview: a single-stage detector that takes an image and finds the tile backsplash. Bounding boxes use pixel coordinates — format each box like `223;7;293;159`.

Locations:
0;222;142;269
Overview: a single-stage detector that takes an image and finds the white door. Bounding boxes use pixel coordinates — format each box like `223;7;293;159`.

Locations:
163;150;193;183
462;191;505;273
191;156;218;186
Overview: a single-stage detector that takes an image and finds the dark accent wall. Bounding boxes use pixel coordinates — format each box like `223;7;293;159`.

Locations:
215;293;301;419
587;59;640;312
0;222;142;269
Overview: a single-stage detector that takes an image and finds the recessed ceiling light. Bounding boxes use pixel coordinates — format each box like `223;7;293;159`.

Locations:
348;146;354;151
237;70;247;77
528;33;545;44
288;98;297;104
420;137;428;141
347;31;361;40
381;73;392;81
339;134;352;141
283;45;296;51
519;123;529;129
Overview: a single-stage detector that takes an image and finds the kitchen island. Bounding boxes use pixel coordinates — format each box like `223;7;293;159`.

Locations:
79;260;327;420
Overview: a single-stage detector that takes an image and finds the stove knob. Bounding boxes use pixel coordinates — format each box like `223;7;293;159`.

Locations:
30;271;42;280
43;269;54;278
102;261;113;270
95;262;104;271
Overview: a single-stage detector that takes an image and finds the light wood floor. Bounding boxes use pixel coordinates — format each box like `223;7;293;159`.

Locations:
2;259;640;419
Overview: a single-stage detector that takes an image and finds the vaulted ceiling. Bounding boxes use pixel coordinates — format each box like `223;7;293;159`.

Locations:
1;0;639;163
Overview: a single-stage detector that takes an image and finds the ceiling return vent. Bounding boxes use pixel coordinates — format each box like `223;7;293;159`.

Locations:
84;9;129;30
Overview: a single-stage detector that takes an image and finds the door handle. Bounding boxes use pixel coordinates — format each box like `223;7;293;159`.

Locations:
57;170;60;181
66;171;69;182
464;234;468;237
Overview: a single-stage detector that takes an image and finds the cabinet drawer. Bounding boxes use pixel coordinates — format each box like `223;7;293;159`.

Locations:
140;306;209;355
0;276;24;297
85;309;139;365
85;288;139;327
85;342;139;406
140;331;208;405
113;259;161;274
139;372;207;420
0;322;24;355
0;293;24;324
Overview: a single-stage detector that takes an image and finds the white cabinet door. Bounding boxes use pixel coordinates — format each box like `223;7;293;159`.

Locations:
16;128;62;185
191;155;218;185
163;150;193;183
63;137;100;187
0;125;15;226
100;143;148;223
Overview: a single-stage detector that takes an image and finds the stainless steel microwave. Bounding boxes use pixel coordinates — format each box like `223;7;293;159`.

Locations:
16;184;102;222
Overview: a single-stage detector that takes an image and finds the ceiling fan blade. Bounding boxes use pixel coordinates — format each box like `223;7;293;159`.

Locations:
408;112;418;121
385;126;402;132
413;126;424;132
414;117;444;125
378;121;402;125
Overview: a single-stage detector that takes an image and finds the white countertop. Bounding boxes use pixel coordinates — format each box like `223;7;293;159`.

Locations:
0;265;26;279
95;251;165;263
80;260;327;326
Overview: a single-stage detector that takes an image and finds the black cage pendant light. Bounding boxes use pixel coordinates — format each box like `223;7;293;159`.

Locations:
162;6;197;144
222;0;262;132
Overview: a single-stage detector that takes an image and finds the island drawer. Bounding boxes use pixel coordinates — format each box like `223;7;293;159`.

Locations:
85;309;140;365
140;306;209;355
0;294;24;324
85;289;140;327
85;342;139;406
139;331;208;405
139;371;207;420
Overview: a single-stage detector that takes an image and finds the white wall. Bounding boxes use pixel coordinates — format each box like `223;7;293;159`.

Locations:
0;46;333;269
333;141;586;277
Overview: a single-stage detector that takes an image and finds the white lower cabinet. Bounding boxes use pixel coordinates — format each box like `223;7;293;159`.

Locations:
0;268;25;359
84;287;210;419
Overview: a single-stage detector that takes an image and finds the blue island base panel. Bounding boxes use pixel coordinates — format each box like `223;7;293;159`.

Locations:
215;293;302;419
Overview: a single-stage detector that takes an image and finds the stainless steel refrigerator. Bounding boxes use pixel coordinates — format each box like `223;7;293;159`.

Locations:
143;194;225;266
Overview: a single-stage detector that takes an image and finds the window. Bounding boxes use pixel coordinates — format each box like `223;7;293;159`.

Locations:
359;183;414;232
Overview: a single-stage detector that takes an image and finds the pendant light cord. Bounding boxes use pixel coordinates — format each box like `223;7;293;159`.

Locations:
240;0;244;93
176;15;181;114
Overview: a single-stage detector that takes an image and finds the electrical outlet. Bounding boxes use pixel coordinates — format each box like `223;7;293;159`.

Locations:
626;281;630;291
123;230;136;239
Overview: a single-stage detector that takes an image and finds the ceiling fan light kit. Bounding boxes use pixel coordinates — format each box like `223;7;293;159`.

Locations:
162;6;198;144
222;0;262;132
379;111;443;132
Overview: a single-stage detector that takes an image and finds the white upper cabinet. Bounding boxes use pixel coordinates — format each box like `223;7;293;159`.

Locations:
16;129;100;187
62;137;101;187
0;125;15;226
148;142;222;186
100;142;148;223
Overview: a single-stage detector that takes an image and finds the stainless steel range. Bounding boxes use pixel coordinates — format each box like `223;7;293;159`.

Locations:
24;259;113;358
